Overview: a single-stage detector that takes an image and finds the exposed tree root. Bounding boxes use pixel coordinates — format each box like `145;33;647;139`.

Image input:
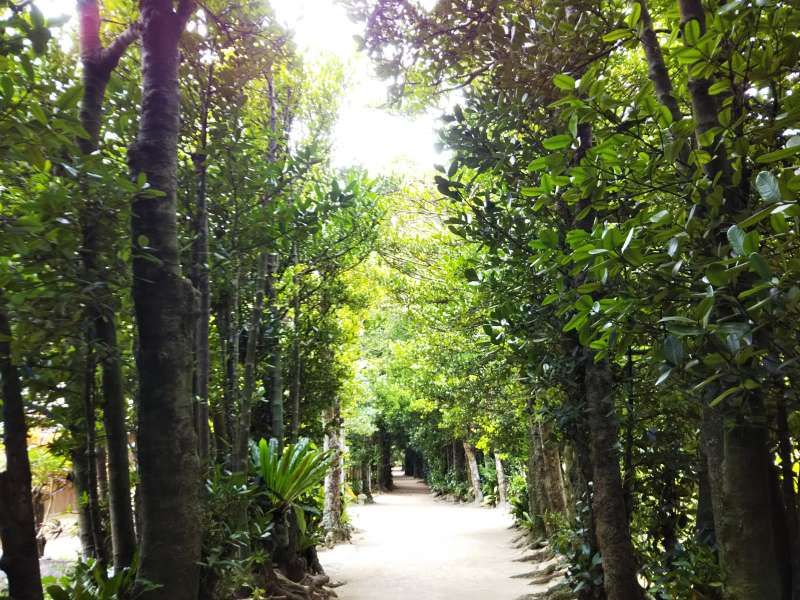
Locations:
267;569;340;600
514;546;554;563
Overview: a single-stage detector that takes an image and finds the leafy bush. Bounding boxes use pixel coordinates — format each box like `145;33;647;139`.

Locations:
44;557;156;600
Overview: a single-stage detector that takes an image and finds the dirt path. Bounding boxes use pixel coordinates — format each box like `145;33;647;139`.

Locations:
320;475;541;600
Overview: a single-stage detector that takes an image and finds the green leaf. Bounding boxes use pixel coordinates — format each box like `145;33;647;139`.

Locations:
709;385;744;408
755;171;781;203
663;335;684;366
542;135;573;150
602;28;633;42
726;224;745;255
553;74;576;91
626;2;642;28
0;75;13;99
706;263;728;287
748;252;771;280
756;145;800;163
684;18;701;45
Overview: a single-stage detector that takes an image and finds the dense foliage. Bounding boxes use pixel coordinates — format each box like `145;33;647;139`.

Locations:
1;1;799;600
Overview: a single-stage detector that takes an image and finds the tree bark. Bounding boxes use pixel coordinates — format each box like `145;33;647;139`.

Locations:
81;343;110;567
191;62;213;467
0;305;44;600
463;442;483;504
494;453;507;506
637;0;681;122
289;243;302;440
322;398;345;542
777;398;800;600
77;0;139;570
540;421;568;517
128;3;201;598
585;361;644;600
377;423;394;491
719;407;782;600
235;252;268;470
267;253;284;443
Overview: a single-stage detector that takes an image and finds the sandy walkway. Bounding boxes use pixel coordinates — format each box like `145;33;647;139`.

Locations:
320;475;535;600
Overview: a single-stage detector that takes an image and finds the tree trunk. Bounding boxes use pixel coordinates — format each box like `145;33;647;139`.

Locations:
72;444;98;559
289;243;302;441
777;398;800;600
0;305;44;600
235;252;268;469
361;458;373;502
267;253;284;444
494;453;507;506
81;345;110;567
77;0;139;570
128;3;200;598
525;413;547;539
322;399;345;542
191;62;213;467
718;407;782;599
586;361;644;600
377;424;393;491
463;442;483;504
540;421;567;517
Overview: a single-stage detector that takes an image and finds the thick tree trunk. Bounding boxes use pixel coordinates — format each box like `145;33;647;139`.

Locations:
463;442;483;504
586;362;644;600
77;0;139;570
494;453;507;506
540;421;567;517
128;3;200;598
718;407;782;599
0;306;44;600
777;398;800;600
525;432;547;538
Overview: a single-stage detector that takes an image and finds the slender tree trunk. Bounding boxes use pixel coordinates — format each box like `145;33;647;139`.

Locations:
72;444;97;559
213;292;232;456
290;244;302;440
777;398;800;599
235;252;268;470
77;0;139;570
361;459;373;502
585;361;644;600
322;399;345;542
81;343;110;567
377;425;394;491
96;439;109;505
494;453;507;506
637;0;682;122
0;305;44;600
191;63;213;467
267;253;284;443
525;408;548;539
128;3;200;598
463;442;483;505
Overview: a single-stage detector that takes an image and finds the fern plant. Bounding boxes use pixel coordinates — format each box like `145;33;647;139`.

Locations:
251;437;332;510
